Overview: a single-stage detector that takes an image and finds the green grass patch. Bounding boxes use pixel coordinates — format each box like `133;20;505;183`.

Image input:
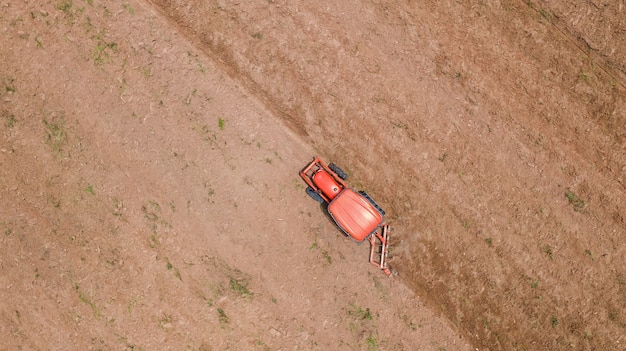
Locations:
193;124;217;146
123;3;134;15
309;241;332;264
43;117;67;156
55;0;84;25
401;314;418;330
142;201;160;221
229;278;253;299
551;316;559;328
93;32;118;64
142;200;169;234
542;245;554;260
204;180;215;203
461;220;472;229
158;313;173;329
4;78;16;93
2;112;17;128
217;308;229;327
78;291;102;319
84;184;95;195
565;189;585;211
349;303;373;320
127;296;139;313
56;0;73;12
165;257;182;281
149;234;160;248
365;335;378;351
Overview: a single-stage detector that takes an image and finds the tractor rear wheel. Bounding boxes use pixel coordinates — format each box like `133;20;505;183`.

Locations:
305;186;325;204
329;163;348;180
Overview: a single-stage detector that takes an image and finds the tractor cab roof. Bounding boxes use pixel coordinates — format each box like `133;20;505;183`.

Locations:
328;189;384;242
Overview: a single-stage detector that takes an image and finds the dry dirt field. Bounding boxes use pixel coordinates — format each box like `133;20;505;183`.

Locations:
1;1;625;350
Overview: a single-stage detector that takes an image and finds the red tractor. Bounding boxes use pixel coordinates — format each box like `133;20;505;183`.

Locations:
300;157;391;276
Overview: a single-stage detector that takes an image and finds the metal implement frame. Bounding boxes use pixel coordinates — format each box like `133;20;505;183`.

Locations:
368;224;391;276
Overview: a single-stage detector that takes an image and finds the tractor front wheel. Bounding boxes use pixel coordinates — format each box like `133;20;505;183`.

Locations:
329;163;348;180
305;187;325;204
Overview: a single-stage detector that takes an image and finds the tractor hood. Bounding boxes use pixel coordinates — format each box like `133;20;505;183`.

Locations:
328;189;384;242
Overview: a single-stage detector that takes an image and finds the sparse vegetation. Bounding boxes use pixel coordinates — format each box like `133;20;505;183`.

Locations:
127;296;139;313
551;316;559;328
461;220;472;229
365;335;378;351
392;121;408;130
84;184;95;195
255;339;270;350
55;0;84;25
193;124;217;147
159;313;173;329
309;241;332;264
55;0;73;13
93;31;118;64
565;189;585;211
78;290;102;319
542;245;554;260
2;113;16;128
578;70;590;82
401;314;418;330
165;257;182;281
229;278;253;299
142;200;170;234
149;234;160;248
187;51;207;74
292;178;305;191
204;180;215;203
4;78;16;93
217;308;229;327
349;303;373;321
43;117;67;156
372;276;388;299
123;3;135;15
142;201;160;222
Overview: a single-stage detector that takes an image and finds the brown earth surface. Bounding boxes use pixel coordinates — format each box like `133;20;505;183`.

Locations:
1;1;625;350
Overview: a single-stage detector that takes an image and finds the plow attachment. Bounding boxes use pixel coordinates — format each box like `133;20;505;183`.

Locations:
369;224;391;276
